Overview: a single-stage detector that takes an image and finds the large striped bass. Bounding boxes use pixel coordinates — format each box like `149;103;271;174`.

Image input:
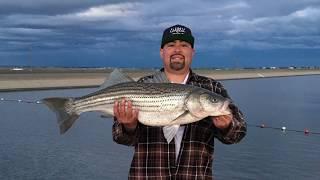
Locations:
42;69;231;143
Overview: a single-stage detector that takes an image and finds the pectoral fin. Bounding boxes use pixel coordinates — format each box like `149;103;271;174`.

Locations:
169;110;199;125
163;125;180;143
162;111;201;143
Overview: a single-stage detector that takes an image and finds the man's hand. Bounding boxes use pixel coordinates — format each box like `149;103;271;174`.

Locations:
211;114;233;130
114;98;139;130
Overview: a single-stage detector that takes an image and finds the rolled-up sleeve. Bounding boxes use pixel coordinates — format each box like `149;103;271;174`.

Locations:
112;77;146;146
112;118;139;146
212;82;247;144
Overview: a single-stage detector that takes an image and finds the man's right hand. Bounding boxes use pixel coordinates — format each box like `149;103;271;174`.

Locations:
113;98;139;131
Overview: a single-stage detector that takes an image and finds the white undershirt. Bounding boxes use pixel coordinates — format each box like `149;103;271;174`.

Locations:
175;126;185;161
171;72;189;161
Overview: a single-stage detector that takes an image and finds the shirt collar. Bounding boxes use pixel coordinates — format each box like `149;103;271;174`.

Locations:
160;68;192;84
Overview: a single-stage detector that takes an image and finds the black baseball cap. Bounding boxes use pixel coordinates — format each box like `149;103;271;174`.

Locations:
161;24;194;48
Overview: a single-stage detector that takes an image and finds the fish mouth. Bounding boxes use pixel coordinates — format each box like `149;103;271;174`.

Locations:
221;100;232;115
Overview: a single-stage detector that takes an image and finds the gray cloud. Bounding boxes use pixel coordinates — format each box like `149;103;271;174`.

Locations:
0;0;319;57
0;0;133;15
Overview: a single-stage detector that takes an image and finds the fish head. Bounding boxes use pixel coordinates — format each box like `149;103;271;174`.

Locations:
198;91;232;117
186;89;231;119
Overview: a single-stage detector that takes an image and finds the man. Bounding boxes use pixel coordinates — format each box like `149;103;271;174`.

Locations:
112;24;246;179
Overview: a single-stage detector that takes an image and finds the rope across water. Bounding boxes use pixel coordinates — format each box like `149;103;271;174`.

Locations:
1;97;319;135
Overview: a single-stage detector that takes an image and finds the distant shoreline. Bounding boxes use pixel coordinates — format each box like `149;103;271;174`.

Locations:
1;67;320;92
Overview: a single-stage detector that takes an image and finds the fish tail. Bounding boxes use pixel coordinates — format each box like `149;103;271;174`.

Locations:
42;97;79;134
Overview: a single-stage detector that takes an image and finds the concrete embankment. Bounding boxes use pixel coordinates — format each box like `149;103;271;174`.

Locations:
0;68;320;92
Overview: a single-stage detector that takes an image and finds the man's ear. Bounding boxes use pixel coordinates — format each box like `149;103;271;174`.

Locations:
160;48;164;59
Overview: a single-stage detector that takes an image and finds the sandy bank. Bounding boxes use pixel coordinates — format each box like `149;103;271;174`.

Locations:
0;68;320;91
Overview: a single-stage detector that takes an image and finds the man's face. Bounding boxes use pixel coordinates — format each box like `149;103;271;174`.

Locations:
160;40;194;73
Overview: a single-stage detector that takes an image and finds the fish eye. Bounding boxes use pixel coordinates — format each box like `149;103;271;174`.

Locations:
210;97;218;103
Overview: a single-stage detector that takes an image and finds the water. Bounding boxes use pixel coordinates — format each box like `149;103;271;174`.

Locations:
0;76;319;180
214;75;320;180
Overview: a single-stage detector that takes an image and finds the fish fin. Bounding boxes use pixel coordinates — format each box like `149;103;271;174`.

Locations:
42;97;79;134
170;110;199;124
100;68;135;89
163;125;180;143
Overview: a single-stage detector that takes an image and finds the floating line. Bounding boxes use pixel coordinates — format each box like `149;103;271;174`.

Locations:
1;97;319;135
0;97;42;104
247;124;320;135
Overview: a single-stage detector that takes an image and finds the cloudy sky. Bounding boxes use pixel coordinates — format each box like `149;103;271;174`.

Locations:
0;0;319;68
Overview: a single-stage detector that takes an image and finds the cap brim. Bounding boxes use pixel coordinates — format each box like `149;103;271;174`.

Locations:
161;34;194;48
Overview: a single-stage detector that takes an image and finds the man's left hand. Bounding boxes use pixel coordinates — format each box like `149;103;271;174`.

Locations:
211;114;233;130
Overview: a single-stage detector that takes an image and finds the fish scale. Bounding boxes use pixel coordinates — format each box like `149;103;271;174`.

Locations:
74;82;191;110
73;82;189;114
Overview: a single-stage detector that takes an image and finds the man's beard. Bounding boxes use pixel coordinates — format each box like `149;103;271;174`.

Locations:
169;56;185;71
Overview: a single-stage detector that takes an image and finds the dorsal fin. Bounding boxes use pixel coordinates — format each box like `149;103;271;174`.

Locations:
100;68;135;89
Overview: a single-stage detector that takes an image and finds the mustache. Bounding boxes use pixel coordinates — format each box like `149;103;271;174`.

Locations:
170;54;185;59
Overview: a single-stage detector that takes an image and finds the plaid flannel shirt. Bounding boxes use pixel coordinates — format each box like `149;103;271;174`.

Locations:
112;69;247;179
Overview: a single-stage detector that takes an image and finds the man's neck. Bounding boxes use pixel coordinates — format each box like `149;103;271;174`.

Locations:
164;69;190;84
